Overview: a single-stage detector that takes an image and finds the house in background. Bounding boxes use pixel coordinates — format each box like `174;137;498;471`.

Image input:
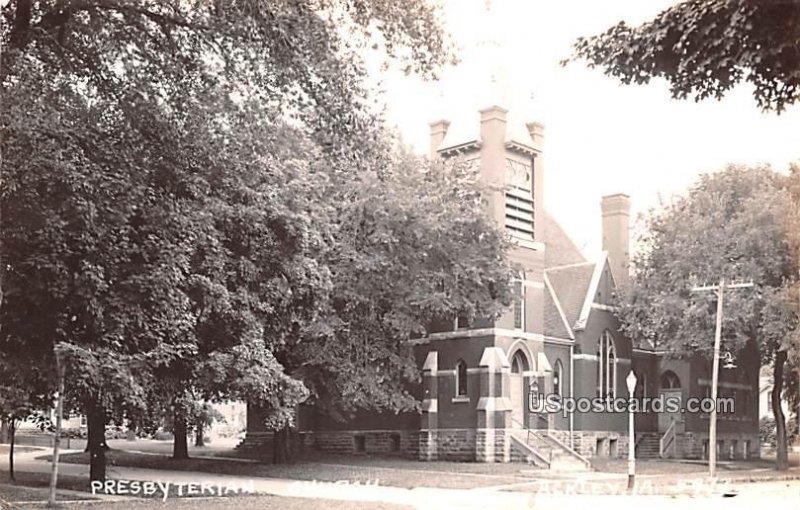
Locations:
759;367;792;421
758;367;799;451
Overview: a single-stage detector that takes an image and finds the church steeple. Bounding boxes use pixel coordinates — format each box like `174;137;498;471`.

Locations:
478;0;508;108
426;0;547;336
427;0;545;250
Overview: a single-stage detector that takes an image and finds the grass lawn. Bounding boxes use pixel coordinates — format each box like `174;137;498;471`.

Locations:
0;472;100;505
758;451;800;468
0;484;97;504
47;451;534;489
105;438;243;456
0;471;97;494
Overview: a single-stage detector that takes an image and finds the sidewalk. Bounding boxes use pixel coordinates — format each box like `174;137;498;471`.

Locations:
2;448;539;509
2;448;799;510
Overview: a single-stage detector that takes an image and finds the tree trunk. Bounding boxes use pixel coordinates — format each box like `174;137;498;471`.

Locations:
86;402;106;482
773;350;789;471
194;421;204;447
272;426;291;464
0;418;8;444
84;408;108;453
172;407;189;460
8;419;15;482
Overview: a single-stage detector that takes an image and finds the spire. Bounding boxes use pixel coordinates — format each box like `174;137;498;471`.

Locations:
478;0;508;108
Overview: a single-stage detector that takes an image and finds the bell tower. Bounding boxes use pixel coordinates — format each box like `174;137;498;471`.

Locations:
427;0;547;336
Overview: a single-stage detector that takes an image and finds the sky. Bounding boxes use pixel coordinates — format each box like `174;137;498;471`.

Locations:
369;0;800;259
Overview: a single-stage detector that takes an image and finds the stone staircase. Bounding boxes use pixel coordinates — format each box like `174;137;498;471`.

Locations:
635;433;662;459
510;429;591;471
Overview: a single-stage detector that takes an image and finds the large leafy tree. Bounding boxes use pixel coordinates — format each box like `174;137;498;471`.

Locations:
2;0;454;479
567;0;800;112
265;152;513;461
618;165;799;470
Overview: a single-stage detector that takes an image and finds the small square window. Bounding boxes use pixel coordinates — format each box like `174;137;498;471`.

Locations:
354;435;366;453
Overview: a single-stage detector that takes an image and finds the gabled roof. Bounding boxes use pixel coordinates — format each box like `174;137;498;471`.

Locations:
541;211;595;340
573;253;610;330
543;272;575;340
543;212;586;268
544;261;596;336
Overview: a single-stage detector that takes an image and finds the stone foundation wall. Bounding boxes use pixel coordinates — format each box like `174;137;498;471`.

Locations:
541;429;758;461
678;431;759;460
305;430;418;457
295;428;477;461
548;430;629;459
475;428;511;462
433;429;476;461
240;427;757;463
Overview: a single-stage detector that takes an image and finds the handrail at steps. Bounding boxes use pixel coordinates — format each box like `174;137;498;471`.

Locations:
659;418;676;458
539;431;592;469
509;415;533;447
509;434;550;469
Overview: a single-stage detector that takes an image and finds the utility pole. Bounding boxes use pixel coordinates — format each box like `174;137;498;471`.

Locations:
691;278;753;479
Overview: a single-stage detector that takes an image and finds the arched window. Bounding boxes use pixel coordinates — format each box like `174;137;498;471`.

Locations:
554;360;563;398
511;350;529;375
513;271;525;330
660;370;681;390
597;331;617;398
455;359;468;397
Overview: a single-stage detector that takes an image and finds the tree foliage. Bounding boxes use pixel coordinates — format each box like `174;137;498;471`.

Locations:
288;154;514;421
621;165;798;355
567;0;800;112
618;165;800;469
2;0;515;470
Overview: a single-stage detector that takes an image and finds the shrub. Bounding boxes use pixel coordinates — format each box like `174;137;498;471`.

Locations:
760;416;777;447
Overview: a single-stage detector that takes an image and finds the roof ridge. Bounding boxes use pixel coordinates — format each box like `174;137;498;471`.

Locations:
545;260;596;272
543;272;575;340
573;252;609;331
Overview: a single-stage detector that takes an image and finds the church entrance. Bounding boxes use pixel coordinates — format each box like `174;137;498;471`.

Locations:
658;370;682;432
510;351;530;429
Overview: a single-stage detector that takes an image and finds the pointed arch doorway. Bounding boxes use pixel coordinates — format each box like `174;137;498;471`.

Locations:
658;370;682;432
510;350;531;429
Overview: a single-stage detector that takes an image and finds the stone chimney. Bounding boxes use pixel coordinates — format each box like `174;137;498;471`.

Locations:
601;194;631;290
429;119;450;159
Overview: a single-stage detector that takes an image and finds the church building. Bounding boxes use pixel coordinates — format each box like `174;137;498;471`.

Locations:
242;1;760;467
241;100;760;467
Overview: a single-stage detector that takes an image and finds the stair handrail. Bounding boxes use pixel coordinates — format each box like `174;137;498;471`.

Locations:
537;430;592;469
659;418;677;458
509;430;550;469
509;415;534;447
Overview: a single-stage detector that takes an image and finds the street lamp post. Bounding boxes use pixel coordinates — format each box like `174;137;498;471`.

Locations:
626;370;637;491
